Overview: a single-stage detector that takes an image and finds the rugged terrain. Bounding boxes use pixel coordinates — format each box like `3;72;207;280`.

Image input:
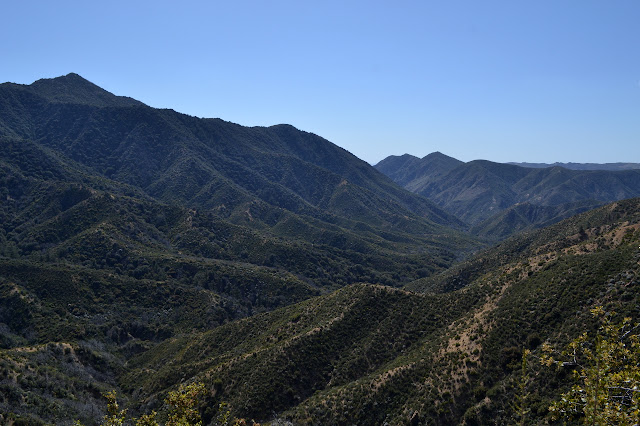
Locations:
123;197;640;424
2;75;640;425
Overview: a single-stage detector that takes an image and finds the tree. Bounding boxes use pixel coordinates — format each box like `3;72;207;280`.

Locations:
101;390;127;426
541;307;640;425
165;382;206;426
512;349;531;426
76;382;206;426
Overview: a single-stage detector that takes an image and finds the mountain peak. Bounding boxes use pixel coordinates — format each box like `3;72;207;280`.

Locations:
374;154;420;176
424;151;453;160
422;151;463;165
55;72;87;82
27;73;144;108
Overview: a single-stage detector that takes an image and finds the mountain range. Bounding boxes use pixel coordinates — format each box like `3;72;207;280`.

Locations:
0;74;478;423
0;74;478;294
2;74;640;425
509;161;640;171
376;152;640;239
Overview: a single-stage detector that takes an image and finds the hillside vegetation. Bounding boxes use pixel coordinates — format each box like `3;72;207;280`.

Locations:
121;198;640;424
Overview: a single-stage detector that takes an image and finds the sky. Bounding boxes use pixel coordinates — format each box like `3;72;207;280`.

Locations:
2;1;639;165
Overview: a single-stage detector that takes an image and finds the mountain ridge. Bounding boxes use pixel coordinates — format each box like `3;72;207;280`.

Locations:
0;74;484;321
376;152;640;238
1;75;465;232
14;72;144;107
510;160;640;171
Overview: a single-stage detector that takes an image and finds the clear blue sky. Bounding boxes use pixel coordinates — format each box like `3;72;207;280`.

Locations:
2;1;639;164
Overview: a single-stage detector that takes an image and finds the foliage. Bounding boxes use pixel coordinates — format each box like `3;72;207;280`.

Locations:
75;383;207;426
512;349;531;426
542;307;640;425
165;382;206;426
102;390;127;426
136;412;160;426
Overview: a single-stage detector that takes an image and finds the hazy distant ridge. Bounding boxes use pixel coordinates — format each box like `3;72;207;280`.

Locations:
376;153;640;238
508;161;640;171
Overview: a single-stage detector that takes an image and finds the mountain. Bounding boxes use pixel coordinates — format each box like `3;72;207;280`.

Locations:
376;153;640;238
118;197;640;424
374;152;463;189
0;75;477;289
0;75;483;423
510;161;640;171
1;74;462;231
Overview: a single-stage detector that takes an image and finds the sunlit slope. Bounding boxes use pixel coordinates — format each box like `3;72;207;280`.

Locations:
125;198;640;424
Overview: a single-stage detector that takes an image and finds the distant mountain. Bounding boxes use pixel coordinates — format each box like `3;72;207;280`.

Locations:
374;152;462;188
510;161;640;171
376;153;640;238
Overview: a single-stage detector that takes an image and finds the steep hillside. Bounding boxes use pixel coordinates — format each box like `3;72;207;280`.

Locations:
116;198;640;424
376;153;640;238
0;75;480;294
470;200;602;240
0;74;461;232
